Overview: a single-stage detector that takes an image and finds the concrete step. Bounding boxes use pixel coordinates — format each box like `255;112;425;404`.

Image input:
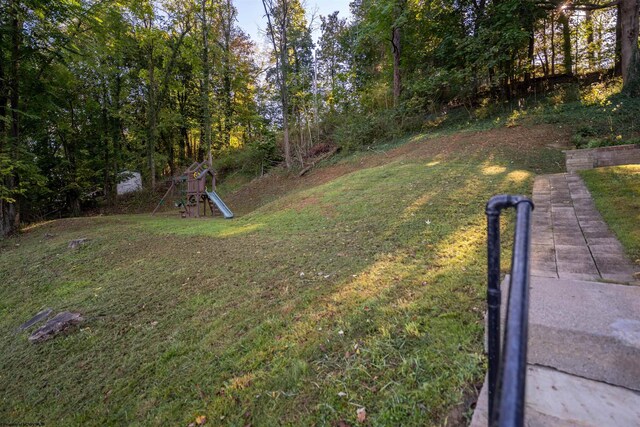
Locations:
476;275;640;425
470;365;640;427
522;276;640;391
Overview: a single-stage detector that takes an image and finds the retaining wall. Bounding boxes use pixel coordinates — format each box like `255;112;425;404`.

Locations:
565;144;640;173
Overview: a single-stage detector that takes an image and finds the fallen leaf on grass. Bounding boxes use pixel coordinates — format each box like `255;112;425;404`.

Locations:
195;415;207;425
357;407;366;423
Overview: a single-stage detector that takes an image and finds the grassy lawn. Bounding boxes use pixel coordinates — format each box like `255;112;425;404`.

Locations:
0;125;564;426
580;165;640;267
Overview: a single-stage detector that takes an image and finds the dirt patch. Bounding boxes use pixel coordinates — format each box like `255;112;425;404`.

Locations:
293;196;321;212
443;384;483;426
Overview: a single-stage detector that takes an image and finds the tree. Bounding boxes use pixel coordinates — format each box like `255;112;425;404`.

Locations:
262;0;293;169
0;0;22;236
316;11;350;113
619;0;640;93
197;0;214;163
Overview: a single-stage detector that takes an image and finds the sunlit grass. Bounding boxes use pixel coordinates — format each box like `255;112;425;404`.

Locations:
0;128;565;426
580;165;640;266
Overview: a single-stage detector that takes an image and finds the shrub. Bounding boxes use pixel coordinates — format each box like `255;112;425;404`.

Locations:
213;136;280;179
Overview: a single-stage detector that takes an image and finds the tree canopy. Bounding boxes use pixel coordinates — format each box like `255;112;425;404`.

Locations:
1;0;638;236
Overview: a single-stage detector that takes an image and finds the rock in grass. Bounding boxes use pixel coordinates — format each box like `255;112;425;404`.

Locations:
18;308;53;331
68;238;89;249
29;311;83;343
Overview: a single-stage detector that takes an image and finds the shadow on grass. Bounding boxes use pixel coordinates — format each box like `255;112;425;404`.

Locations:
0;128;563;426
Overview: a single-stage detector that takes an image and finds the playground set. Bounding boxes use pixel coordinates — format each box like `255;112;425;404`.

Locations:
152;161;233;219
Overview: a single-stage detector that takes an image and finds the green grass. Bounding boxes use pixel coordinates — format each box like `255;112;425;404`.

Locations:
0;127;564;426
423;79;640;150
580;165;640;266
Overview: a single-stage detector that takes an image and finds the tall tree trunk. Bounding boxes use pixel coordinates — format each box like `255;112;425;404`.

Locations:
177;90;189;163
180;125;188;161
201;0;213;163
559;12;573;75
0;29;5;143
100;82;113;202
541;18;550;78
147;45;157;189
281;29;291;169
615;3;623;76
262;0;292;169
391;25;401;106
551;12;556;76
620;0;640;93
66;102;81;217
187;131;193;159
221;0;234;150
524;27;535;90
1;0;21;237
585;10;595;70
391;0;406;106
471;0;487;99
111;71;122;202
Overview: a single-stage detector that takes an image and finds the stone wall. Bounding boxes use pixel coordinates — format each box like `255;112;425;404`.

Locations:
565;144;640;173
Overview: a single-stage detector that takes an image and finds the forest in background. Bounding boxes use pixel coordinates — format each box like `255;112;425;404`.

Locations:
1;0;639;237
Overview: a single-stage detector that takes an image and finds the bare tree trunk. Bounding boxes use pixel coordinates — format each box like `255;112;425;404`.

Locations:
551;12;556;75
392;25;401;106
100;83;112;202
615;3;623;76
111;71;122;203
524;26;535;90
201;0;212;162
541;18;550;77
559;12;573;75
620;0;640;92
0;25;5;144
147;45;157;188
471;0;487;99
585;10;595;70
220;0;234;150
281;43;291;169
1;0;21;237
262;0;292;169
65;102;81;217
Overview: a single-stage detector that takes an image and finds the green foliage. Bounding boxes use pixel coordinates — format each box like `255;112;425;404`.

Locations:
581;166;640;265
0;150;45;205
333;110;402;151
582;78;624;106
1;0;634;229
213;136;280;178
0;0;270;229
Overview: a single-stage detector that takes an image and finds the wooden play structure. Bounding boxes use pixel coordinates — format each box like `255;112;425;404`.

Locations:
152;161;234;219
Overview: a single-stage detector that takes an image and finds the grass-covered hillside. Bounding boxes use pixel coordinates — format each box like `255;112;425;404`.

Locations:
581;165;640;267
0;125;567;426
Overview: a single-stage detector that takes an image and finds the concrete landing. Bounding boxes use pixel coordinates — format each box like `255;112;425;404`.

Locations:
515;276;640;391
471;366;640;427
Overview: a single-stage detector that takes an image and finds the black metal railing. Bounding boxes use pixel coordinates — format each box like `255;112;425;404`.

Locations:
485;195;534;427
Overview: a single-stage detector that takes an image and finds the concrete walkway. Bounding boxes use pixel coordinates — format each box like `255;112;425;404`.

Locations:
471;172;640;426
531;173;636;283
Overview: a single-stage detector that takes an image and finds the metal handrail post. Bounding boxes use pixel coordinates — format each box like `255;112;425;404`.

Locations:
494;201;532;427
485;195;533;425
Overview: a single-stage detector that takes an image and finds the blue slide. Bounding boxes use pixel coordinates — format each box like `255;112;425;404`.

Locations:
206;191;234;219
